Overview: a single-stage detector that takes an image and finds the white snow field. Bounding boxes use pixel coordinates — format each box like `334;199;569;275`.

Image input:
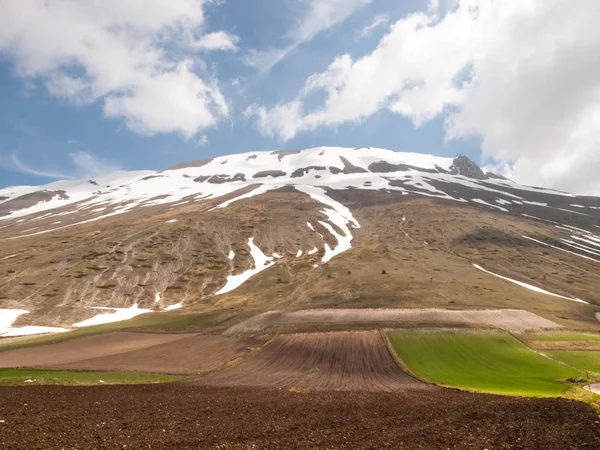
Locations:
72;304;152;328
0;309;69;337
0;146;578;231
215;237;275;295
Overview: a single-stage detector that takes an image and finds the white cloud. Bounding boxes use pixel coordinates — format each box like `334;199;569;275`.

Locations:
244;0;372;73
196;134;209;146
0;0;236;138
10;151;120;180
248;0;600;194
191;31;239;51
357;14;389;39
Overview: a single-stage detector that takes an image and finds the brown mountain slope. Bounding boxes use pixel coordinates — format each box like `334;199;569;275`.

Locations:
1;187;598;331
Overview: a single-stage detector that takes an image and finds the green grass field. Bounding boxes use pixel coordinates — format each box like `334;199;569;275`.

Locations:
548;351;600;374
0;368;186;386
388;330;583;397
523;332;600;342
0;310;235;352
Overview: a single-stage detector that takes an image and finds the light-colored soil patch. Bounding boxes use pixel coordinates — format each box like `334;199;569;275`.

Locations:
51;335;262;374
0;332;191;368
531;342;600;351
196;331;426;392
225;309;561;336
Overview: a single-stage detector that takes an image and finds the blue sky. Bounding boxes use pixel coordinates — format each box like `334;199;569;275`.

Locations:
0;0;598;194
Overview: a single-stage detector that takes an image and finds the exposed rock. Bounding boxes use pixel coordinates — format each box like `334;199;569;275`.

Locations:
194;176;210;183
253;170;287;179
291;166;326;178
207;173;246;184
88;180;99;186
0;190;69;217
271;150;300;161
246;155;257;160
486;172;509;181
141;175;164;181
368;161;439;174
329;167;343;175
450;155;487;180
339;157;368;174
161;158;213;172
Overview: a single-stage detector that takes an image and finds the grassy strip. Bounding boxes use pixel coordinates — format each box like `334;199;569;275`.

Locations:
0;368;186;386
387;330;583;397
0;311;234;352
547;351;600;374
522;331;600;342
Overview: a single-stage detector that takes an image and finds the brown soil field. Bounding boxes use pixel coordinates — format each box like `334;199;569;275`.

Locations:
0;332;190;368
1;384;599;449
51;334;263;374
197;331;423;392
225;308;561;336
530;341;600;351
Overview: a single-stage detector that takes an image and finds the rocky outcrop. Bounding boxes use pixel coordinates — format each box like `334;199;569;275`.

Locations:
160;158;214;172
253;170;287;179
339;157;368;174
195;173;247;184
368;161;439;174
450;155;487;180
291;166;326;178
271;150;300;161
0;190;69;217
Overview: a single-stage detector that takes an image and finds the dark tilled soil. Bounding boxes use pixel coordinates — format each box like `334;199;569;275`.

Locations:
1;385;599;449
51;334;262;375
197;332;422;391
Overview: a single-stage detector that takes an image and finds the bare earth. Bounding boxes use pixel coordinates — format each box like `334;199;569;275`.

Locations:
0;332;191;368
52;334;262;374
197;331;424;392
225;308;561;335
1;385;599;449
0;333;259;374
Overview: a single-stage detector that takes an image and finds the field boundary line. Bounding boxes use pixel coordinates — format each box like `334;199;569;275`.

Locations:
380;331;435;387
181;337;275;382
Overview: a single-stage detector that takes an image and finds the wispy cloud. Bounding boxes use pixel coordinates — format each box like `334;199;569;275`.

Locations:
357;14;389;39
196;134;209;147
9;151;120;180
244;0;372;73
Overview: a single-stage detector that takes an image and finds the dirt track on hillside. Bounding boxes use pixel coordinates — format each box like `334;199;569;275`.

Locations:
196;332;423;391
1;384;599;449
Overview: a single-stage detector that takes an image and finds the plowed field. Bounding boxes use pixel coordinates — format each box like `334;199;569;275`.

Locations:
1;385;599;449
0;333;259;374
0;332;190;368
197;331;423;391
52;334;261;374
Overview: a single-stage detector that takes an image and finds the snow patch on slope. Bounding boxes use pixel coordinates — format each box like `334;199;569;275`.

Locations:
473;264;587;304
294;185;360;264
215;237;275;295
1;309;69;337
72;304;152;327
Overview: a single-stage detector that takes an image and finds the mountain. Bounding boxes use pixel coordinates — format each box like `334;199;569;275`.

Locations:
1;146;599;335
